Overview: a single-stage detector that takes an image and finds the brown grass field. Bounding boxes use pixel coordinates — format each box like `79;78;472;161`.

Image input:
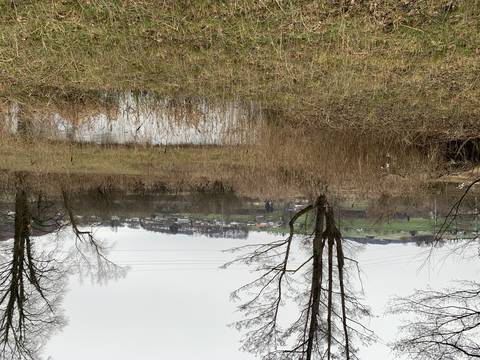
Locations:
0;1;479;197
0;1;479;142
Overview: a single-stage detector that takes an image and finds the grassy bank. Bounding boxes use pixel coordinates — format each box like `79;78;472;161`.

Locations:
0;130;464;198
0;1;479;141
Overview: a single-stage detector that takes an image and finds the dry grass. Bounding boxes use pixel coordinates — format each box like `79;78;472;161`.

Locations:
0;122;444;198
1;1;479;198
0;1;479;141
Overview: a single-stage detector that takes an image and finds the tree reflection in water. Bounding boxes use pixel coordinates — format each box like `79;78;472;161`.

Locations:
225;195;376;360
0;177;126;359
390;178;480;359
61;190;127;284
390;281;480;359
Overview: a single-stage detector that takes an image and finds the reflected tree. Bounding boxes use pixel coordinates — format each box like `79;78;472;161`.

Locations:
0;177;127;359
0;188;66;359
225;195;375;359
61;190;127;283
391;177;480;359
389;281;480;359
434;178;480;244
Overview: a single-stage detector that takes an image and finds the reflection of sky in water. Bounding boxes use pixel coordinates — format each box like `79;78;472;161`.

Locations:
4;94;261;145
357;241;479;360
40;228;479;360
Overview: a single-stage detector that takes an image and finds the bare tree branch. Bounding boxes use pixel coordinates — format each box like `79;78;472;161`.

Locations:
389;281;480;359
226;195;375;360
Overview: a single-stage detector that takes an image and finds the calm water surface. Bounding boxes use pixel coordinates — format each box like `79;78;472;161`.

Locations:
31;228;480;360
31;227;480;359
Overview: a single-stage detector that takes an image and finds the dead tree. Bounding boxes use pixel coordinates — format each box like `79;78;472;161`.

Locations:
0;189;66;360
434;178;480;243
225;195;375;360
391;178;480;359
61;190;127;283
0;178;127;359
389;281;480;359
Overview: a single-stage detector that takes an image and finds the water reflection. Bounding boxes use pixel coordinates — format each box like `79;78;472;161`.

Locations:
386;178;480;360
2;93;261;145
0;188;66;359
0;176;126;359
390;281;480;359
0;174;478;359
225;196;375;359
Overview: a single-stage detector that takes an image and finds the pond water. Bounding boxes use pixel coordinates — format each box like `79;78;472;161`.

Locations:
39;228;478;360
0;186;479;360
1;94;261;145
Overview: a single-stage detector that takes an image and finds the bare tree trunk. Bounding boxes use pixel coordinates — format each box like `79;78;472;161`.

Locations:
228;194;374;360
306;196;326;360
336;237;350;359
3;190;30;342
324;206;340;360
326;232;334;360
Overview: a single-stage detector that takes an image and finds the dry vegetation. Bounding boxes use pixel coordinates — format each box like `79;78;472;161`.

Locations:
0;122;439;199
0;87;443;198
0;1;478;197
0;1;479;142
